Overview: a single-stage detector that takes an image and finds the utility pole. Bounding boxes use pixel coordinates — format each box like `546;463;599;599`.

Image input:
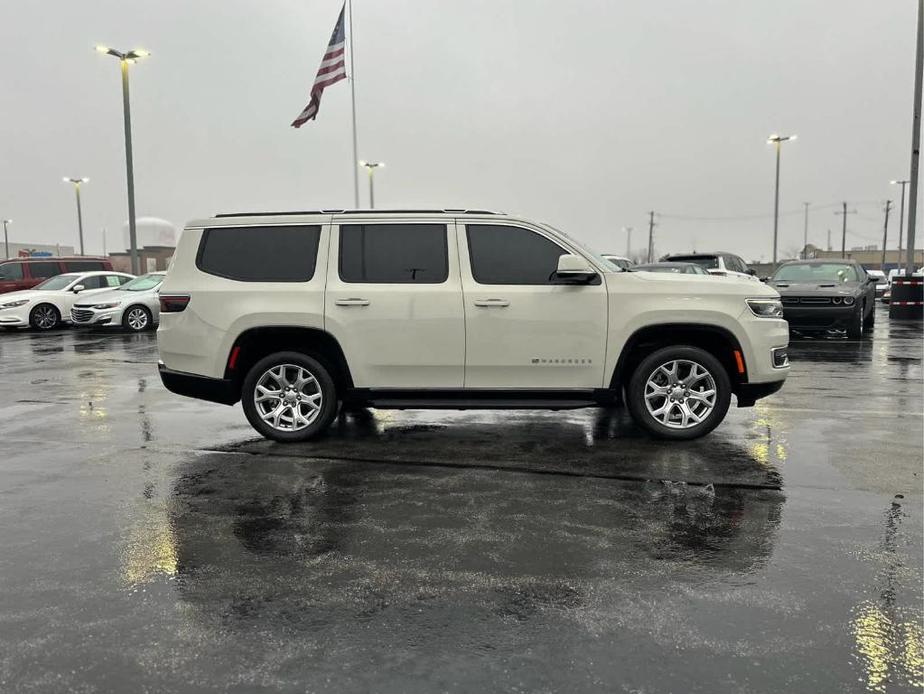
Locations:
624;227;633;258
835;203;857;257
1;219;10;259
881;200;893;270
827;229;831;252
647;211;656;262
892;180;909;268
802;202;810;258
102;227;107;256
904;0;923;275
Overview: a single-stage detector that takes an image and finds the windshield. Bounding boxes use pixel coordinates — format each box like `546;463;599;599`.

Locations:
120;274;164;291
539;223;607;267
666;255;719;269
602;256;631;270
773;263;860;283
33;274;78;291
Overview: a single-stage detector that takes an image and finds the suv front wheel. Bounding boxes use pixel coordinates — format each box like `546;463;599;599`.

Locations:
241;351;338;442
626;346;731;440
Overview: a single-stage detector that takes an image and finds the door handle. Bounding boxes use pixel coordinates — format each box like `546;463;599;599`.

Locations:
473;298;510;307
334;298;370;307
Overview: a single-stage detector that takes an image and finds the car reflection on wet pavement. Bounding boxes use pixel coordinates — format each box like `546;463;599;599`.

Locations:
0;307;920;692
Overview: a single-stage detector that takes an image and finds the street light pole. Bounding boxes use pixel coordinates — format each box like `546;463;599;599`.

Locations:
802;202;810;258
96;46;149;275
881;200;893;270
2;219;11;260
63;177;89;255
891;180;909;268
359;161;384;208
767;134;797;265
624;226;633;258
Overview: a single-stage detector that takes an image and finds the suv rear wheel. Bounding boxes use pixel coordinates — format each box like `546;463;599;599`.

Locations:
626;345;731;440
241;351;338;442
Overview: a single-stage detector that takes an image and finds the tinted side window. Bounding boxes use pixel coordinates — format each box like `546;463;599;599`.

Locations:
467;225;567;285
0;262;24;280
339;224;448;284
28;261;61;279
197;225;321;282
64;261;105;272
78;276;105;290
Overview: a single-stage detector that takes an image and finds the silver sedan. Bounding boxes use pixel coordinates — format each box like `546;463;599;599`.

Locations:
70;272;165;332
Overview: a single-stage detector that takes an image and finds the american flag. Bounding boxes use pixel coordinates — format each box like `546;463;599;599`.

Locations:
291;4;347;127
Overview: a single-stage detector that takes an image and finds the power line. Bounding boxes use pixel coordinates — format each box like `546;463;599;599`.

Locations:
658;200;882;223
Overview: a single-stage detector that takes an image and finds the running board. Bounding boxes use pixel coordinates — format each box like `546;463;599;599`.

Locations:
366;398;599;410
346;388;614;411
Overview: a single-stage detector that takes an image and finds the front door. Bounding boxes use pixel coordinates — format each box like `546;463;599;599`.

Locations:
458;222;608;389
325;219;465;388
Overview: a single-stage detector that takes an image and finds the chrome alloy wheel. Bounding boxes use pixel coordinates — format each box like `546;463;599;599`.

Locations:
643;359;717;430
32;305;57;329
126;307;148;331
253;364;323;432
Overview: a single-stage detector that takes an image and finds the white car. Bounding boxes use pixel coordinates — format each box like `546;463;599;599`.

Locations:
601;254;634;271
71;272;165;332
662;252;759;281
0;271;135;330
157;210;789;443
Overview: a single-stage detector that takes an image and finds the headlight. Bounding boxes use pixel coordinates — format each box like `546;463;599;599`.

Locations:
0;299;29;309
746;298;784;318
842;296;855;306
92;302;121;310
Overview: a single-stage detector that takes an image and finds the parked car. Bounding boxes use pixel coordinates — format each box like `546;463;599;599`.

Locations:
633;262;710;276
661;252;758;281
157;210;789;443
70;272;165;332
767;260;876;338
865;269;888;298
0;271;135;330
601;254;634;270
0;257;113;295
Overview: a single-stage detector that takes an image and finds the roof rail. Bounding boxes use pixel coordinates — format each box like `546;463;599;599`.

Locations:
213;208;501;218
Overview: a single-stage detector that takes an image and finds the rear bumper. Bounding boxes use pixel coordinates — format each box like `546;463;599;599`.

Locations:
735;380;785;407
158;362;239;405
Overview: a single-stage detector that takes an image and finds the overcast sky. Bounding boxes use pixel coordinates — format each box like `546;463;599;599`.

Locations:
0;0;919;261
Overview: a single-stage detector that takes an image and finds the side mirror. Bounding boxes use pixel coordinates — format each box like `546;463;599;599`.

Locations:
554;254;597;284
72;284;85;293
760;277;770;283
747;268;757;276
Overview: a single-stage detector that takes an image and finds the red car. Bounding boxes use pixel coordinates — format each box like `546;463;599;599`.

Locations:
0;257;113;295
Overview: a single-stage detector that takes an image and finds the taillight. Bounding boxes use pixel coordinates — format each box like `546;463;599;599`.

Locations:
159;294;190;313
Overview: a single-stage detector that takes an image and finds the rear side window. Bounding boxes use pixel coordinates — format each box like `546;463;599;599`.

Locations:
197;225;321;282
467;225;567;285
64;261;105;272
0;262;23;280
339;224;448;283
28;261;61;279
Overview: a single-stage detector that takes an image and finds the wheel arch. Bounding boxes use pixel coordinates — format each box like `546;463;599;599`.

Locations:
224;326;354;396
610;323;746;393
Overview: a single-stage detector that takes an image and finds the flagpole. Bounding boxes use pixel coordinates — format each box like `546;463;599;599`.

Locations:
347;0;360;208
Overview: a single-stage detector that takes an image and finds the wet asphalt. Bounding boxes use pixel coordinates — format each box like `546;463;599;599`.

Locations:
0;305;921;693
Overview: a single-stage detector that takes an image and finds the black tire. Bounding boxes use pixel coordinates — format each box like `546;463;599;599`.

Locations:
122;305;153;332
29;304;60;331
863;301;875;329
626;345;732;440
846;304;865;340
241;351;338;442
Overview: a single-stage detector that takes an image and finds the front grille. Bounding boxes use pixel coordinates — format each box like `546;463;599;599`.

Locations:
71;308;94;322
782;296;832;305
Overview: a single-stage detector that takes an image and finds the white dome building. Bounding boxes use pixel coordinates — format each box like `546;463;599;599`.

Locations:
121;217;178;251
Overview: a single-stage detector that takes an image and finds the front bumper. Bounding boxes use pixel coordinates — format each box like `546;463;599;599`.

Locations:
783;305;856;331
736;380;785;407
158;362;239;405
71;306;122;327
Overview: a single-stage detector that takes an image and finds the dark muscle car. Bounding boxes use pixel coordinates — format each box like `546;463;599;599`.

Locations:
767;260;877;338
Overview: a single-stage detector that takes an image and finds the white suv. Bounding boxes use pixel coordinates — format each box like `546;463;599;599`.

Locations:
157;210;789;442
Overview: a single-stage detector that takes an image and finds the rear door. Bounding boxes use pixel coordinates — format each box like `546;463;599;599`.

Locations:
25;260;63;287
0;261;25;293
458;221;608;389
324;218;465;388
